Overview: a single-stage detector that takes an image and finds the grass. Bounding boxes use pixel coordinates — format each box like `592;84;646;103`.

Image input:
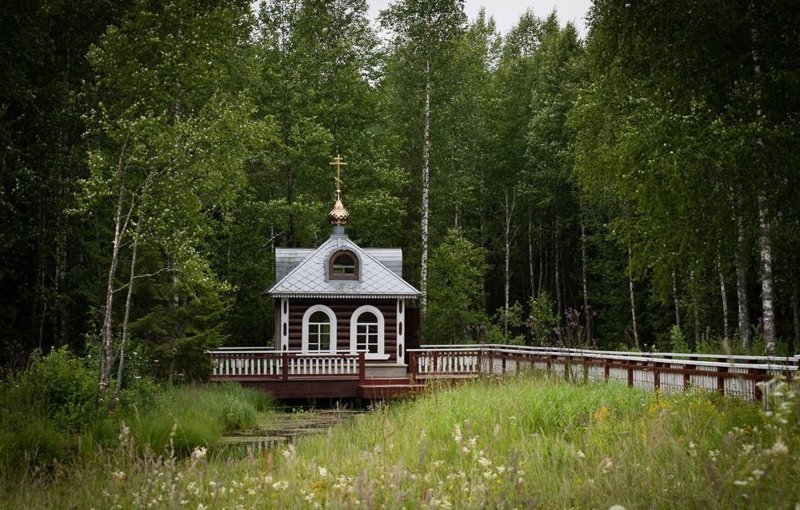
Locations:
1;374;797;509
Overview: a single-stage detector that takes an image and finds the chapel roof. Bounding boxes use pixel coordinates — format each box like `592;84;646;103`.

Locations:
268;234;420;299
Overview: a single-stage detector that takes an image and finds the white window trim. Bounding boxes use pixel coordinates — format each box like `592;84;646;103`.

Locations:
350;305;389;360
302;305;337;354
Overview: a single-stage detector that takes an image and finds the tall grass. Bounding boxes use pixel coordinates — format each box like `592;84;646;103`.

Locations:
2;374;797;509
0;347;275;473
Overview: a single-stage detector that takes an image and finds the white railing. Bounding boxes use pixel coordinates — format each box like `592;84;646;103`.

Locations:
208;350;364;380
407;345;798;402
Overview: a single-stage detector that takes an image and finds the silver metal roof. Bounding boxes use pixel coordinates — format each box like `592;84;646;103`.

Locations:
269;235;420;299
275;247;404;280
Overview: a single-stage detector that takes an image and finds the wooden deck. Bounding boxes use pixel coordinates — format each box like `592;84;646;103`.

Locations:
208;345;798;402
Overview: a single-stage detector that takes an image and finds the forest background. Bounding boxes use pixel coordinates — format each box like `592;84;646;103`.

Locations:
2;0;799;383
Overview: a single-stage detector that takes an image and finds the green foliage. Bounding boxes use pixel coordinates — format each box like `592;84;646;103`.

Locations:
528;291;558;345
424;228;488;343
0;347;273;473
669;325;690;353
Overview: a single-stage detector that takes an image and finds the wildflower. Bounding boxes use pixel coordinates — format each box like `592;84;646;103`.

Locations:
197;505;207;510
282;445;296;460
576;450;586;460
453;424;463;444
734;480;748;486
767;438;789;455
118;422;130;441
708;450;719;463
318;466;329;478
112;470;126;481
272;480;289;490
191;446;207;463
752;469;765;479
599;457;614;474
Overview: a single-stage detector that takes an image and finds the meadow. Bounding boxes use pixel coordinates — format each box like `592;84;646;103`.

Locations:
1;366;798;509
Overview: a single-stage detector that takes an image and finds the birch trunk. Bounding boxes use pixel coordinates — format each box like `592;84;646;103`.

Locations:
113;233;138;409
792;283;799;353
420;58;431;313
672;270;682;328
502;190;516;337
758;193;776;354
99;138;129;401
750;2;776;354
690;269;700;346
581;222;591;344
627;241;640;350
554;218;561;320
538;226;544;296
528;211;535;300
735;202;751;348
717;252;730;339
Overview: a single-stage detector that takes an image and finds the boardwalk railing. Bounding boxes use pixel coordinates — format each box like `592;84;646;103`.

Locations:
209;349;366;382
408;344;798;402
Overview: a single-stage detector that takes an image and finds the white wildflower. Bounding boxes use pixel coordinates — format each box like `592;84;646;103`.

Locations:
191;446;207;463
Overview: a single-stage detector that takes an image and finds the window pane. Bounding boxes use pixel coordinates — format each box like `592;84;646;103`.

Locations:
310;311;329;323
358;311;377;323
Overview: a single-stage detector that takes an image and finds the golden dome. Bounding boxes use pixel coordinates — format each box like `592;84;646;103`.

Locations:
328;194;350;226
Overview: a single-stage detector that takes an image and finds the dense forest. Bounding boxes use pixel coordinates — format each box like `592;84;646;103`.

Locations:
2;0;799;380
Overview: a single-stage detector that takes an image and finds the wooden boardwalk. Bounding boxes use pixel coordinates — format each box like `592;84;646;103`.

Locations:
208;345;798;402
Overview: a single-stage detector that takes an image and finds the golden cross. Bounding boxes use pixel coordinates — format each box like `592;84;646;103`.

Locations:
329;154;347;193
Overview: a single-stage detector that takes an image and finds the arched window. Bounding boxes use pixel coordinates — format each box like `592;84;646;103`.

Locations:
329;250;359;280
302;305;336;353
350;305;387;359
355;311;379;354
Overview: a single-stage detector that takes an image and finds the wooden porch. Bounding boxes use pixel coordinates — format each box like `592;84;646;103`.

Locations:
208;345;798;402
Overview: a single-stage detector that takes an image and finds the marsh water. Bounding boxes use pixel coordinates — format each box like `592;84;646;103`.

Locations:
219;408;361;452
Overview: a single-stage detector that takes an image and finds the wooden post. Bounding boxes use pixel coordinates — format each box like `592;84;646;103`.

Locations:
627;363;634;388
683;369;690;391
604;359;609;381
752;368;764;403
502;355;507;374
282;352;289;381
358;352;366;385
717;366;728;395
653;362;661;391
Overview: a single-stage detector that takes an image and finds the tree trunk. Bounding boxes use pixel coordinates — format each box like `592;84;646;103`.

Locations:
99;138;130;401
757;193;776;354
113;233;138;409
627;241;640;350
750;1;776;355
734;201;751;349
538;225;544;297
503;189;516;337
54;228;67;347
717;251;730;339
554;218;561;320
672;270;682;328
580;222;591;344
792;283;799;354
528;211;535;301
690;269;700;346
420;58;431;313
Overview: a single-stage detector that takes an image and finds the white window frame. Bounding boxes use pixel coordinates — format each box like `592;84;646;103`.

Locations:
302;305;337;353
350;305;389;360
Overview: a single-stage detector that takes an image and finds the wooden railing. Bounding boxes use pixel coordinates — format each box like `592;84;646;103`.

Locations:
209;349;366;382
408;345;798;402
